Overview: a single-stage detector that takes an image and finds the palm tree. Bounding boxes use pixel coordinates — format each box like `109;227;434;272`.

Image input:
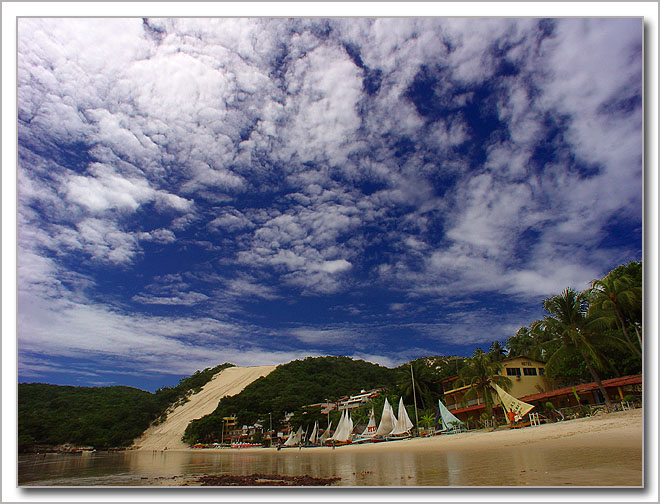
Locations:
458;349;512;418
506;327;533;357
488;341;506;361
541;288;614;411
397;360;438;411
419;411;436;432
589;273;642;357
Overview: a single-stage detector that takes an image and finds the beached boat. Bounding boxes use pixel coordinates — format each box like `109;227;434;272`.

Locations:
494;383;535;427
435;399;465;434
283;425;304;447
308;421;319;445
352;408;377;443
386;397;414;440
318;420;332;444
328;408;354;445
373;398;397;442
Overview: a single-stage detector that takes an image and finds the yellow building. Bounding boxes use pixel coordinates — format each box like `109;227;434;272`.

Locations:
442;356;551;412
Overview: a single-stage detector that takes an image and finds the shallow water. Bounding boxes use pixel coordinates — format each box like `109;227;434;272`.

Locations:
18;444;642;487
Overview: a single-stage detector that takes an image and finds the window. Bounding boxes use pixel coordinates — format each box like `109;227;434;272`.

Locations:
523;367;537;376
538;368;545;376
506;368;521;376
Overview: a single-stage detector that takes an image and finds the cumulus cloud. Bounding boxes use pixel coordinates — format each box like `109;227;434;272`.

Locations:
16;18;641;384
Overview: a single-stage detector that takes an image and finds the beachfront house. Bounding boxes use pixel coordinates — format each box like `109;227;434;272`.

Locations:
336;389;381;411
442;356;550;412
441;355;642;424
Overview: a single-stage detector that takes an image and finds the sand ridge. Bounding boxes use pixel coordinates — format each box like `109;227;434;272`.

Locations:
132;365;277;450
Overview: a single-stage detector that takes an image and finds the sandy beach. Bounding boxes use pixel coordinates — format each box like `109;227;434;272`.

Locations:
161;408;642;486
175;407;642;456
19;408;642;487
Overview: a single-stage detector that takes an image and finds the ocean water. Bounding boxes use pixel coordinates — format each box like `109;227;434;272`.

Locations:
18;444;642;487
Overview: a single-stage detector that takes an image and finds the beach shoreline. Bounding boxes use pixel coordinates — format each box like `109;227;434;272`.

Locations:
161;407;642;456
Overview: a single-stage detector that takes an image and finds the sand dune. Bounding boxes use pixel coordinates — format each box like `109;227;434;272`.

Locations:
132;365;277;450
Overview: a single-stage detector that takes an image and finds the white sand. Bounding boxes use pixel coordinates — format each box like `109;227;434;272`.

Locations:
132;365;277;450
176;407;642;455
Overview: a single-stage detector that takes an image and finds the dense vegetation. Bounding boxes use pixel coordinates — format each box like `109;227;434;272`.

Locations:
18;362;234;451
18;384;161;451
183;356;399;444
503;261;642;388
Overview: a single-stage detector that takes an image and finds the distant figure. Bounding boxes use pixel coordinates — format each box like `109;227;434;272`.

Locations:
163;446;167;451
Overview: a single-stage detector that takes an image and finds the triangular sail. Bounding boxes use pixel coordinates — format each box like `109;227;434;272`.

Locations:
319;421;332;443
309;421;319;445
390;396;413;435
494;384;535;423
332;409;353;442
438;399;463;431
360;408;377;437
294;425;304;444
283;427;296;446
375;398;397;437
284;429;295;446
332;410;345;441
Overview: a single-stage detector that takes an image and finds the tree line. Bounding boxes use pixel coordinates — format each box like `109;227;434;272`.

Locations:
18;362;234;451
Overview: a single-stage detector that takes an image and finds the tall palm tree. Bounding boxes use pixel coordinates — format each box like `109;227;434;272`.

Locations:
488;341;506;361
589;273;642;357
458;350;512;418
506;324;551;361
541;288;614;410
397;360;438;411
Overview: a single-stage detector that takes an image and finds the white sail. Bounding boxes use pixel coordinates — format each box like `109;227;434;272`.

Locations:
332;409;354;442
375;398;397;437
282;428;296;446
330;409;346;441
389;396;413;436
283;428;294;446
494;384;535;423
360;408;377;437
438;399;463;431
309;421;319;445
319;421;332;443
283;425;303;446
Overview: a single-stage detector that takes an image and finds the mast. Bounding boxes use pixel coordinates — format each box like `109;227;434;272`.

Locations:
410;363;420;437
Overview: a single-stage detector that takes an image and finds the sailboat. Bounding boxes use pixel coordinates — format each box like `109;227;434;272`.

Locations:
435;399;465;434
308;421;319;446
386;397;414;440
494;384;535;427
283;425;303;447
329;409;354;444
373;398;397;439
353;408;377;443
318;420;332;444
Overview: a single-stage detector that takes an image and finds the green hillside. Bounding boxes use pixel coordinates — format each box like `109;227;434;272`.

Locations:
18;383;161;450
18;362;234;451
182;356;400;444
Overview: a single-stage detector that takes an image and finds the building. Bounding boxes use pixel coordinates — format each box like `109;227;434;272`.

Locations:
442;356;550;412
336;389;381;410
440;355;641;423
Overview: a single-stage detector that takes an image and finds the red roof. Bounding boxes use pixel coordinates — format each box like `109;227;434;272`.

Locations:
520;374;642;403
447;374;642;415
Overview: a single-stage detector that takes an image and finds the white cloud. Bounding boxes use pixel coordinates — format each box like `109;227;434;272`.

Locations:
15;18;642;383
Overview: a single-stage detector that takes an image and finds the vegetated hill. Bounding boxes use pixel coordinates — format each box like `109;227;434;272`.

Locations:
182;356;399;444
18;362;234;451
18;383;162;451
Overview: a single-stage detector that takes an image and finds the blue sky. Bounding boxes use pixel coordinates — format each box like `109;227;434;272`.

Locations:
16;17;642;391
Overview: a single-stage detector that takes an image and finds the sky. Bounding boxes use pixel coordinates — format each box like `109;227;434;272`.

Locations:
15;17;643;391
